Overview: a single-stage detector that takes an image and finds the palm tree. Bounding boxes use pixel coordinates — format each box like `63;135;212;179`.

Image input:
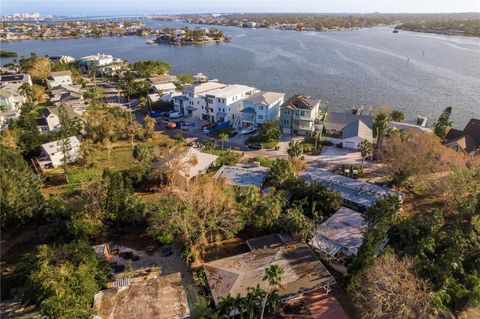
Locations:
260;264;284;319
287;140;303;158
232;294;245;319
19;82;33;102
373;112;390;158
245;285;265;318
359;139;373;167
265;289;282;314
219;132;229;150
217;294;236;319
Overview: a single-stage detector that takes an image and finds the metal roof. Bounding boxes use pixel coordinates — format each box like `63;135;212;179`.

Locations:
213;165;268;187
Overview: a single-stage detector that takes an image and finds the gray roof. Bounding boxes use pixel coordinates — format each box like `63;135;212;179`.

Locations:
341;119;372;140
299;168;403;210
213;165;268;188
325;112;373;132
309;207;366;257
204;241;335;305
243;91;285;106
183;81;226;95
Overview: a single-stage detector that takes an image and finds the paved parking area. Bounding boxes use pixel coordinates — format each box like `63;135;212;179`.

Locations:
304;146;362;167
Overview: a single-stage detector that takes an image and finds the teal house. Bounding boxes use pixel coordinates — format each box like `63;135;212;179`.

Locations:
240;91;285;127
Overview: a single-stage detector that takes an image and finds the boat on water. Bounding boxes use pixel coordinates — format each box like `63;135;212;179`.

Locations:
241;127;258;135
146;39;155;44
393;29;399;33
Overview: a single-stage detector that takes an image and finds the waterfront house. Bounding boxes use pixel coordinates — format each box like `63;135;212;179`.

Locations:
324;111;373;138
174;81;226;117
340;119;373;149
213;165;269;188
309;206;366;257
50;85;83;106
80;53;114;67
48;55;76;64
39;136;81;168
299;168;403;212
94;272;191;319
202;84;257;125
203;240;335;306
47;70;73;90
152;82;177;94
444;118;480;154
240;91;285;127
280;95;321;135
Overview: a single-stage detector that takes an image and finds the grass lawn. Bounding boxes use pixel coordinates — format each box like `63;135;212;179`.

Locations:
206;149;243;169
42;134;174;196
246;156;274;167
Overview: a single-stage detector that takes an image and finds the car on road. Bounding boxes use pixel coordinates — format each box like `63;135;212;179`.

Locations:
248;143;263;150
228;130;238;138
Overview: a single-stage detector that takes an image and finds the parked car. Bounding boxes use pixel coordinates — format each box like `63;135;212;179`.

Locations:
228;130;238;138
169;112;182;119
241;127;258;135
248;143;263;150
203;127;211;135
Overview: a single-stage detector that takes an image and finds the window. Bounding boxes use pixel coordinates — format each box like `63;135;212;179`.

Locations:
300;110;306;116
259;105;264;111
284;120;289;124
207;98;213;104
284;109;289;115
258;115;264;120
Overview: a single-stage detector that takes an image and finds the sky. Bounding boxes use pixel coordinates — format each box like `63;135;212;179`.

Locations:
1;0;479;16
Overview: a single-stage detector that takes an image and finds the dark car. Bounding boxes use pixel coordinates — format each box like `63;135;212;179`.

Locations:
248;143;263;150
228;130;238;138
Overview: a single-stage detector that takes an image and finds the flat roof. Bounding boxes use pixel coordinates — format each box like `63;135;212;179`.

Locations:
309;207;366;256
94;272;190;319
213;165;268;188
204;242;335;305
242;90;285;105
299;168;403;209
183;81;226;95
204;84;256;99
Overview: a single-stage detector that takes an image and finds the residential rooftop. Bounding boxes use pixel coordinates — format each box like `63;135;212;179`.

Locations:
243;90;285;106
178;148;218;180
203;241;335;305
213;165;268;188
341;119;372;140
203;84;256;99
325;111;374;132
49;70;73;78
93;272;190;319
182;81;226;95
41;136;80;156
299;168;403;212
309;206;366;257
282;94;320;110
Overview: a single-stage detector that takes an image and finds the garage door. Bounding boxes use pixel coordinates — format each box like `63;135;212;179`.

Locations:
282;128;291;135
343;141;355;149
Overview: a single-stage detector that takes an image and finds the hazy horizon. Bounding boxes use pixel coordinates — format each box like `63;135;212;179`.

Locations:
2;0;479;16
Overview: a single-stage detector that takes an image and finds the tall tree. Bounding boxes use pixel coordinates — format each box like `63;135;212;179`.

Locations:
347;195;402;288
287;140;303;158
359;138;373;167
260;264;284;319
433;106;453;140
143;115;156;138
390;110;405;122
0;146;44;227
219;132;229;150
373;111;390;158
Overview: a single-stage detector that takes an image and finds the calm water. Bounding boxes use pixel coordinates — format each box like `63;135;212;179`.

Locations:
2;20;479;126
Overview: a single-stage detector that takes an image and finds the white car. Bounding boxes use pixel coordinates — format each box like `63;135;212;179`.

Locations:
241;127;258;135
169;112;182;119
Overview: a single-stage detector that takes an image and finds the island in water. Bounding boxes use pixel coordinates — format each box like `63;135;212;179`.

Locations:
151;27;231;45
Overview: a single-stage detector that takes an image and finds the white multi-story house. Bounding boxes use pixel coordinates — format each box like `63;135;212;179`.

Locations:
174;81;226;117
47;70;73;90
0;87;26;129
80;53;114;67
39;136;81;168
202;85;257;125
